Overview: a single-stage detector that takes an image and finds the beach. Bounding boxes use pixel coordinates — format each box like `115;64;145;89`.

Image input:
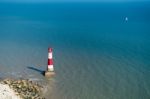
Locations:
0;79;45;99
0;83;20;99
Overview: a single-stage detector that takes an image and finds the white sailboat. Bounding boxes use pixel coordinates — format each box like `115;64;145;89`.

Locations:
125;17;128;21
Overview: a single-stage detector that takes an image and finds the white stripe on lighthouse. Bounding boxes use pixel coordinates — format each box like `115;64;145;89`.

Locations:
48;53;52;59
48;65;54;71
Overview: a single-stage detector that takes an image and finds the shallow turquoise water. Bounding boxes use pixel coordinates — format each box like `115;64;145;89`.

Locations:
0;2;150;99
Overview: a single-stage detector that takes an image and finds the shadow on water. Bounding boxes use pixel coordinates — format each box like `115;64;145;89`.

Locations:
27;66;45;75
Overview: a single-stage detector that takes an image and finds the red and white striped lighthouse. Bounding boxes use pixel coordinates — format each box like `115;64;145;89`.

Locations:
47;48;54;72
45;47;55;77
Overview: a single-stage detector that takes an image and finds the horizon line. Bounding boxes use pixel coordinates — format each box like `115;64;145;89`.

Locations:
0;0;149;3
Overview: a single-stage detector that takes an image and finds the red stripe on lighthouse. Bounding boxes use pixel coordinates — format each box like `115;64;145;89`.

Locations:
48;59;53;65
48;48;52;53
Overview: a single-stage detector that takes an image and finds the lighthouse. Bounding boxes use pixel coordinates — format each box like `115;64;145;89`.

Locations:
45;48;55;77
48;48;54;71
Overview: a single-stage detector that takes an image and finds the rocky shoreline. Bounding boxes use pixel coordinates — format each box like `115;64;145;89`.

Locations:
0;79;45;99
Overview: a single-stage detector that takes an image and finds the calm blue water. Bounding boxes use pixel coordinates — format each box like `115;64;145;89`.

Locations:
0;2;150;99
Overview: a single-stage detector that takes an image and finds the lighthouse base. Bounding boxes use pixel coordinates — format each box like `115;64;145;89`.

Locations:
44;71;55;77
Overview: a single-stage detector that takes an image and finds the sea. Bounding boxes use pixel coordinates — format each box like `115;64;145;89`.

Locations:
0;1;150;99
